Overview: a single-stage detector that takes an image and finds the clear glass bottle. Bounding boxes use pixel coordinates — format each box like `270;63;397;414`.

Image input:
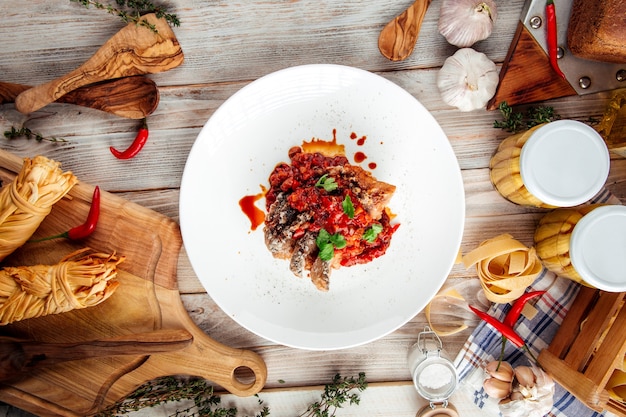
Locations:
408;327;459;417
596;88;626;157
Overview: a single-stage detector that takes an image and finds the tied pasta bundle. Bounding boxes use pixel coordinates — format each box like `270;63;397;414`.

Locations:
0;250;123;325
0;156;77;261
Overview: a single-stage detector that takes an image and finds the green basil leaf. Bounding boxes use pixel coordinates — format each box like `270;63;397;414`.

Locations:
316;228;331;249
315;174;338;192
343;195;355;219
330;233;347;249
363;223;383;243
318;243;334;261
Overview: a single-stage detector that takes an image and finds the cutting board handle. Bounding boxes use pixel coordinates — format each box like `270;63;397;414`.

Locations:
136;326;268;397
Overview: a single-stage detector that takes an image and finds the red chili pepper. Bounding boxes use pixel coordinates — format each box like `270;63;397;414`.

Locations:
503;290;546;328
29;186;101;242
469;305;525;348
545;0;566;79
67;186;101;239
110;118;149;159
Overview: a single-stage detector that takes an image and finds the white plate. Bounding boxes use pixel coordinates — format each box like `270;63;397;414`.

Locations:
180;64;465;350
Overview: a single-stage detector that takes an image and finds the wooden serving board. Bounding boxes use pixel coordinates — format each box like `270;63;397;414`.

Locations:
487;21;576;110
0;149;267;417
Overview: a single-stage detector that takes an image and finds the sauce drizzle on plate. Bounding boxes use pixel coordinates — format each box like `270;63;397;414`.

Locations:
240;129;381;230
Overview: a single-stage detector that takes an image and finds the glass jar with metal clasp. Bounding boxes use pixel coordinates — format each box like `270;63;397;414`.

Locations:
407;327;459;417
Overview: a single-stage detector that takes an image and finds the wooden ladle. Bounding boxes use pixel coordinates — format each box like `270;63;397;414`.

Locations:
378;0;433;61
0;329;192;381
15;13;183;114
1;76;160;119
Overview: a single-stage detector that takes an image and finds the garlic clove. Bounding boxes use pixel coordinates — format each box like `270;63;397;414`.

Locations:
514;366;536;388
483;377;512;399
485;360;514;382
437;48;498;112
438;0;497;47
510;390;525;401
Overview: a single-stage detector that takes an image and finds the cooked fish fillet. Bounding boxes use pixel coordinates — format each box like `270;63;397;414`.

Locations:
264;192;313;260
264;148;397;291
328;165;396;220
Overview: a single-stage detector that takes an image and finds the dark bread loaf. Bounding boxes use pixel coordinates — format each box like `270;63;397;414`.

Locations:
567;0;626;63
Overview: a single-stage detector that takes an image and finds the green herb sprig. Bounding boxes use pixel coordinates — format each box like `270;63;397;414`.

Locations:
96;373;367;417
493;101;560;133
342;195;354;219
316;228;346;261
315;174;338;192
4;125;67;142
299;372;368;417
95;376;269;417
363;224;383;243
70;0;180;32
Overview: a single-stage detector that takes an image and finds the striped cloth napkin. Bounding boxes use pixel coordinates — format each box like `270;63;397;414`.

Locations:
453;189;622;417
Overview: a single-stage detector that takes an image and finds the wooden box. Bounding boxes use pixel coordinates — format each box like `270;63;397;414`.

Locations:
538;287;626;416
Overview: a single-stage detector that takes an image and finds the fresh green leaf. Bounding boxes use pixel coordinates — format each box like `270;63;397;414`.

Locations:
342;195;354;219
493;101;561;133
316;228;331;248
299;372;368;417
318;243;334;261
70;0;180;31
363;224;383;243
4;125;67;142
316;228;345;261
315;174;338;192
329;233;346;249
97;372;366;417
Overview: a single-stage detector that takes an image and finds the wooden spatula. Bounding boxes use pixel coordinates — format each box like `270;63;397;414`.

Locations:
378;0;432;61
1;76;160;119
15;13;183;114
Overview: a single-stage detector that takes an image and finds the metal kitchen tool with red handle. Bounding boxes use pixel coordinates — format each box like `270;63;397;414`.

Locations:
488;0;626;110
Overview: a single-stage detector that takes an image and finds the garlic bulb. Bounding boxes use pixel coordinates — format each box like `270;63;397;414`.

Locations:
499;364;555;417
437;48;498;112
438;0;497;47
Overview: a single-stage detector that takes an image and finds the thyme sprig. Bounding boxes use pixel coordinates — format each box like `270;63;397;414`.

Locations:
299;372;368;417
95;373;367;417
70;0;180;32
493;101;561;133
95;376;269;417
4;125;67;142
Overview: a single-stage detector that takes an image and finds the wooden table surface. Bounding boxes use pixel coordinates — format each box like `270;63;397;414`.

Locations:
1;1;626;416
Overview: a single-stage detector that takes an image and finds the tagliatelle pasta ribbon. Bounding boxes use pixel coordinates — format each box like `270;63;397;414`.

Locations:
425;279;490;337
608;367;626;402
425;287;469;336
462;234;543;304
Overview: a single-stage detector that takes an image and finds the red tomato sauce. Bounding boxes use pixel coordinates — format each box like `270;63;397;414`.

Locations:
266;147;398;267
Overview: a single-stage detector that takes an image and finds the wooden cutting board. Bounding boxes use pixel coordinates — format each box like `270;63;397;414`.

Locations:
0;149;267;417
487;21;576;110
488;0;625;110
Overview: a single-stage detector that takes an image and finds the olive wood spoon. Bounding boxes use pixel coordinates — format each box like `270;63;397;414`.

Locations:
15;13;183;114
378;0;433;61
0;329;193;381
0;76;160;119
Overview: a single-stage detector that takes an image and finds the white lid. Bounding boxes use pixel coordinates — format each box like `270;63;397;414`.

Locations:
520;120;609;207
571;205;626;292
